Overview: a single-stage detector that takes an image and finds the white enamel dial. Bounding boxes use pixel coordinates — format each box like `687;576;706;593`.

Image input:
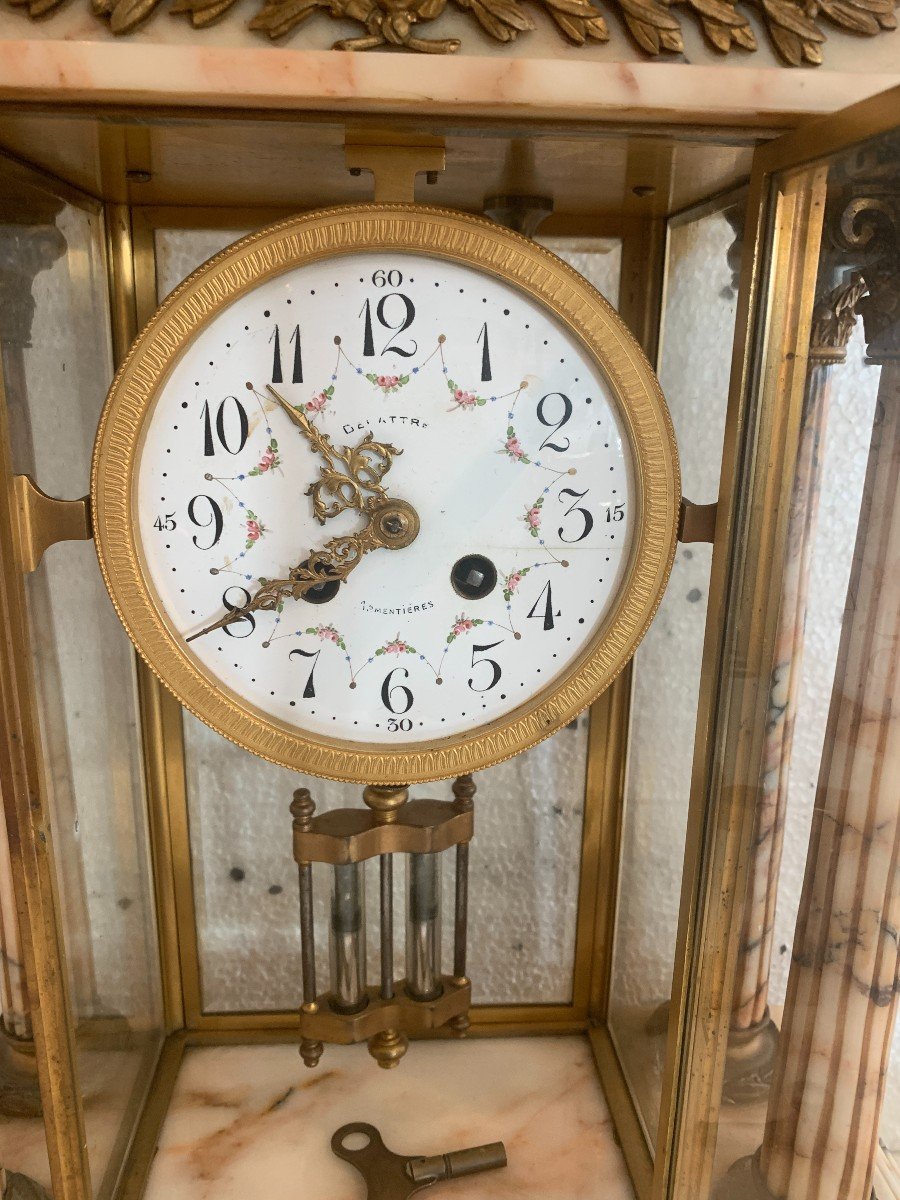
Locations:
135;250;635;745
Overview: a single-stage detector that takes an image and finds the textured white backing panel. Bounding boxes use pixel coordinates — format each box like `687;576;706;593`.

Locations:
159;227;620;1012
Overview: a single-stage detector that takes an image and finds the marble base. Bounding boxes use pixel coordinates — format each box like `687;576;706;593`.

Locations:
144;1036;634;1200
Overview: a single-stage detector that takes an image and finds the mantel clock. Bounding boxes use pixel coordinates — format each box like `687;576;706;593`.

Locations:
2;86;896;1200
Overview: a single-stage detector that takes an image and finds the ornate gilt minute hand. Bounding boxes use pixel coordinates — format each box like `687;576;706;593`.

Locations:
267;385;401;524
185;499;420;644
186;389;418;645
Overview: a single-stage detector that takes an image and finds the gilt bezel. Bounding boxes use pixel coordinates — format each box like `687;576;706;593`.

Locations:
92;203;679;784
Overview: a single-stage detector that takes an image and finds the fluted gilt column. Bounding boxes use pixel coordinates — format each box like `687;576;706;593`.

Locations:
717;157;900;1200
725;274;867;1101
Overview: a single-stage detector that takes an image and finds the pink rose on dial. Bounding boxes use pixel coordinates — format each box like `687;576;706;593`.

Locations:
506;436;525;459
452;616;474;637
245;519;261;542
507;571;523;593
526;506;541;529
454;389;477;409
306;391;328;413
385;638;408;655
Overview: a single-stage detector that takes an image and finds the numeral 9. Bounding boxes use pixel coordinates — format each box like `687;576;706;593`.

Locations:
188;494;224;549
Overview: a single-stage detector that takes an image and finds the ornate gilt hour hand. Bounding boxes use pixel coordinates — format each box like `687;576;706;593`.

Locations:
185;496;420;644
267;385;401;524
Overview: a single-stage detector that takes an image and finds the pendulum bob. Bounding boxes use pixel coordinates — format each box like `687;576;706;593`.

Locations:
291;779;475;1068
329;863;367;1015
406;852;442;1004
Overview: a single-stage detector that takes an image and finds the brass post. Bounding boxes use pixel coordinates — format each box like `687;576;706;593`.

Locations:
449;774;474;1036
291;788;323;1070
362;784;409;1068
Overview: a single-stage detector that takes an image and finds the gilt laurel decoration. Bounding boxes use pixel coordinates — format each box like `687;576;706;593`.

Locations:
5;0;897;63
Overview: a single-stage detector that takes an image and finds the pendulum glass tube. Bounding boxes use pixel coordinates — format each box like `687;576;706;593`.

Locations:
329;862;367;1014
406;852;443;1002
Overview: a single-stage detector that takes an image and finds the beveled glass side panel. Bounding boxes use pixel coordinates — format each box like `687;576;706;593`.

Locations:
708;128;900;1200
156;227;619;1014
608;205;739;1145
1;190;162;1198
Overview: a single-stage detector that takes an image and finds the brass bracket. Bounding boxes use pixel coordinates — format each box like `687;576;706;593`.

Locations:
678;497;717;545
345;132;445;204
12;475;92;573
301;977;470;1046
294;799;472;866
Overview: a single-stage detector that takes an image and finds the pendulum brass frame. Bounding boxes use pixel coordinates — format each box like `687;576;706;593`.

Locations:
292;782;475;1064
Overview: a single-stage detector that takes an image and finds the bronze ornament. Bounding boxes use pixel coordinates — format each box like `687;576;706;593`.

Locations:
5;0;896;63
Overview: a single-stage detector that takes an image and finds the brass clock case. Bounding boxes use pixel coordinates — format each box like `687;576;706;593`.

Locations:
91;204;680;784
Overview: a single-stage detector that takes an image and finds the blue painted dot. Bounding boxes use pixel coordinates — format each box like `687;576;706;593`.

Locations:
356;368;363;375
412;367;419;374
442;367;448;375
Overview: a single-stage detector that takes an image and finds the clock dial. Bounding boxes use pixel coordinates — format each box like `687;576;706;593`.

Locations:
137;252;633;745
94;207;678;782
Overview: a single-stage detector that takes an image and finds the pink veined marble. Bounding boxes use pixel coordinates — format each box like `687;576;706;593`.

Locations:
0;812;29;1039
0;44;895;124
143;1036;634;1200
760;360;900;1200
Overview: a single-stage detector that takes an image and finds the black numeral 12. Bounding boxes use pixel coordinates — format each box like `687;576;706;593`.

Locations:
270;324;303;384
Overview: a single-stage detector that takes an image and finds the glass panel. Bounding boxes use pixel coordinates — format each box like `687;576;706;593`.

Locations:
184;711;590;1010
0;177;163;1198
155;227;620;1014
608;204;741;1145
707;127;900;1200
